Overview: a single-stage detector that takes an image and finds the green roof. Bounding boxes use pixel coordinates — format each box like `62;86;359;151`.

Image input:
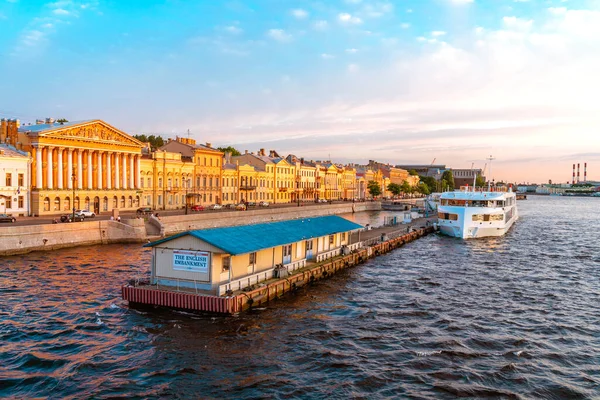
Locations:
145;215;363;255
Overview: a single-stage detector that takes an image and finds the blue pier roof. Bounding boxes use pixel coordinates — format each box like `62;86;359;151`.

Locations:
145;215;363;255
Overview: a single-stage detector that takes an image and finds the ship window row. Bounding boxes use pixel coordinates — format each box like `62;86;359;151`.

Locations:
438;212;458;221
472;214;504;222
440;199;508;207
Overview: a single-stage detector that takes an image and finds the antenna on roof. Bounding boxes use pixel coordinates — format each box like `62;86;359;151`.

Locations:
187;129;191;138
486;155;495;191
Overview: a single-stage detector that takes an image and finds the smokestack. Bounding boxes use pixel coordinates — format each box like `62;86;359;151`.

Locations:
585;162;587;183
573;164;576;184
577;163;580;183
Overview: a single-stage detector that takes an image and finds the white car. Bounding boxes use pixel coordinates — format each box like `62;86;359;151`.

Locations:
258;201;270;207
207;204;222;210
75;209;96;218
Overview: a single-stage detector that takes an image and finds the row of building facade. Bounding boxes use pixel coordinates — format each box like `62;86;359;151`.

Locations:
0;118;420;216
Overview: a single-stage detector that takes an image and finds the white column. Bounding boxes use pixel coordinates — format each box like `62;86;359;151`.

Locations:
47;147;53;189
122;154;127;189
97;151;103;189
136;155;141;189
115;153;120;190
57;148;64;189
36;146;43;189
129;154;134;189
87;151;93;189
107;153;112;189
77;150;83;189
67;149;73;189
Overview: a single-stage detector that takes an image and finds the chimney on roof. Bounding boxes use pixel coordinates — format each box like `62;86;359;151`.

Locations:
0;118;6;143
260;148;265;156
45;117;55;124
269;150;275;157
206;142;212;148
300;157;304;165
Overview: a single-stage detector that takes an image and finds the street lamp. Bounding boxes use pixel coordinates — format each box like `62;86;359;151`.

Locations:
71;167;76;221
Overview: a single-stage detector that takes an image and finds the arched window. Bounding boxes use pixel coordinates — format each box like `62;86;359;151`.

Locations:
113;196;118;208
167;178;172;189
103;197;108;211
74;196;80;210
121;196;125;208
54;197;60;211
84;197;90;210
64;197;71;211
158;178;163;188
44;197;50;211
135;196;140;207
128;196;133;207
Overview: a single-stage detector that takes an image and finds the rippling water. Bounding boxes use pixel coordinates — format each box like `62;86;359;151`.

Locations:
1;196;599;399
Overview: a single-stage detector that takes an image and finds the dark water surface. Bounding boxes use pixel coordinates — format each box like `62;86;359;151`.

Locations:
1;196;599;399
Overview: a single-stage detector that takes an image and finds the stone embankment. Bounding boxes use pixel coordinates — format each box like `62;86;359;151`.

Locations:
0;202;380;256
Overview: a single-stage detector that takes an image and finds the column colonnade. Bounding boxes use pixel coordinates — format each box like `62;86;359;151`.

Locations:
33;144;142;191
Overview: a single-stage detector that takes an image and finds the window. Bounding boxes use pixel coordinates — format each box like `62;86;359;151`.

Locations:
158;195;163;205
18;173;23;187
158;178;163;188
329;235;334;245
6;197;11;209
6;173;12;187
141;178;144;188
222;256;231;272
18;196;23;208
249;252;256;264
283;244;292;257
44;197;50;211
148;178;152;188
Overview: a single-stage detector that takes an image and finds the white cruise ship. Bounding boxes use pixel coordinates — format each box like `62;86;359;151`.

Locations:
437;187;518;239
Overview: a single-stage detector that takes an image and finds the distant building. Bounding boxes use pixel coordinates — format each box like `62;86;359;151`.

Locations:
451;168;484;189
396;164;446;180
0;144;30;216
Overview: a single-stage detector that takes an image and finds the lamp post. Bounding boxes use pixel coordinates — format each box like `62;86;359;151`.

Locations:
71;167;76;221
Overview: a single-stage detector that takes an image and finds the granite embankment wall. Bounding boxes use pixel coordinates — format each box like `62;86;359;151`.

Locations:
0;219;147;256
0;202;381;256
160;202;380;236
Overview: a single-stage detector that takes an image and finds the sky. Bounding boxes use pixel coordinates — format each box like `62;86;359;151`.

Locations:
1;0;600;184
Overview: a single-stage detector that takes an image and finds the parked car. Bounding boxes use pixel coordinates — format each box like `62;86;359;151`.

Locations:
207;204;222;210
258;201;270;207
0;214;16;223
224;203;237;209
60;214;85;222
136;207;152;215
246;202;256;207
235;203;246;210
190;205;205;212
75;209;96;218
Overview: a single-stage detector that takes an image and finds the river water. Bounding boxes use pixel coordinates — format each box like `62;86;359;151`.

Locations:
1;196;599;399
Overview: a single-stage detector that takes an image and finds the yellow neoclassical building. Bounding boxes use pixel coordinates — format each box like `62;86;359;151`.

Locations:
8;119;145;216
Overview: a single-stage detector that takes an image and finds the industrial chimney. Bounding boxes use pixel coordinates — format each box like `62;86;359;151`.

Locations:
584;162;587;183
573;164;576;184
577;163;580;184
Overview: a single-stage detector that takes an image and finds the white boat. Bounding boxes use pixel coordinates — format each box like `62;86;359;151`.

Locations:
437;186;518;239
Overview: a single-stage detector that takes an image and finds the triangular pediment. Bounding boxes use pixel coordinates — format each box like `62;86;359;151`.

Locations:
39;120;144;148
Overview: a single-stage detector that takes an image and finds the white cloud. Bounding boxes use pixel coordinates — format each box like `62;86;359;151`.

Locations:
502;16;533;31
400;23;410;29
446;0;473;4
346;48;358;53
52;8;70;15
431;30;447;37
223;25;243;34
347;63;359;72
361;2;393;18
321;53;334;59
291;9;308;19
313;20;328;30
267;29;292;42
338;13;362;24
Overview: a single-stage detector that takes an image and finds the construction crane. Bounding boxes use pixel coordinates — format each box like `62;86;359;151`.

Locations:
431;158;436;165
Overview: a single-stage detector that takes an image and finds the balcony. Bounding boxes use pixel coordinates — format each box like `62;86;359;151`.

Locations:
240;185;257;191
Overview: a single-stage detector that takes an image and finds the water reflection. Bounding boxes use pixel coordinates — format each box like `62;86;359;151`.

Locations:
1;199;600;398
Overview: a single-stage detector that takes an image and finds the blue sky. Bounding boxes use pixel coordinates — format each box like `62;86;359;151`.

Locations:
1;0;600;183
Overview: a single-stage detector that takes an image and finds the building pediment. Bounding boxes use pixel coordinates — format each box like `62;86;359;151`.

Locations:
35;120;144;148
